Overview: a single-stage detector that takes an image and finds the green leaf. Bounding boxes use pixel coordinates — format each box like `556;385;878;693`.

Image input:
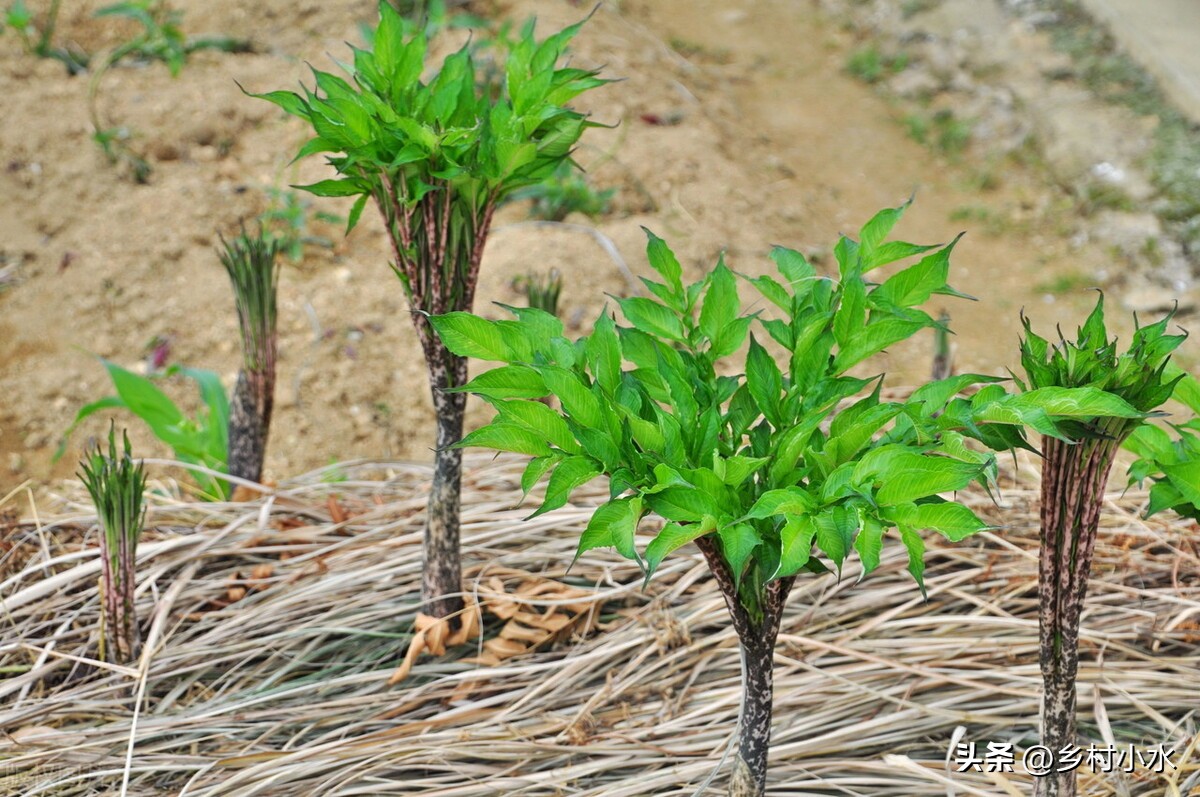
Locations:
855;446;981;505
854;516;884;577
833;316;928;372
529;455;601;518
521;454;556;497
913;502;990;541
101;360;187;446
575;496;643;564
429;313;511;361
645;486;721;522
834;274;867;349
454;365;548;399
540;367;604;428
858;199;910;260
700;257;738;346
769;246;815;288
717;522;760;584
745;487;816;519
618;296;685;342
493;398;580;453
292;179;364;198
813;505;861;571
872;235;961;308
643;517;716;584
458;422;552;456
777;514;817;578
586;311;622;395
643;229;684;294
1163;462;1200;506
346;194;369;234
746;335;783;426
899;526;927;598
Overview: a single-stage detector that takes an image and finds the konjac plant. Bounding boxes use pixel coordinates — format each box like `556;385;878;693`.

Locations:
79;425;147;666
1016;298;1187;797
218;226;283;485
431;204;1120;795
246;2;607;623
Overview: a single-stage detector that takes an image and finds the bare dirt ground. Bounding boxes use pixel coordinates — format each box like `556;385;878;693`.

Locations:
0;0;1190;490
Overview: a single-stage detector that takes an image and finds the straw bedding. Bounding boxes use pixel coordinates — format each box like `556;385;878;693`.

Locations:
1;454;1197;796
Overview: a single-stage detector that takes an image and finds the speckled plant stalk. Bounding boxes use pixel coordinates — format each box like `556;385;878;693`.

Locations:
695;537;794;796
219;229;281;485
1035;421;1125;797
377;183;497;621
79;426;146;666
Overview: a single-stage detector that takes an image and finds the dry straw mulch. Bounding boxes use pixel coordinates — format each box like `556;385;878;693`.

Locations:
1;454;1197;796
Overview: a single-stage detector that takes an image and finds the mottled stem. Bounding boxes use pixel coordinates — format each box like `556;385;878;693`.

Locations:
1035;430;1121;797
226;369;273;484
695;536;793;797
421;341;468;624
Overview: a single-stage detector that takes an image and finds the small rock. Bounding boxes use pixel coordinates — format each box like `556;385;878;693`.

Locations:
8;452;23;473
888;66;941;98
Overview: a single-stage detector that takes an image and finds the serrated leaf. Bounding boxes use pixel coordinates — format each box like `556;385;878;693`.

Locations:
575;496;643;564
746;487;816;519
540;367;604;428
718;522;760;585
429;312;511;361
913;502;990;541
645;486;720;522
454;365;548;399
458;422;552;456
854;516;884;577
618;296;685;342
899;526;927;598
643;517;716;584
529;455;601;518
746;335;783;426
777;514;817;578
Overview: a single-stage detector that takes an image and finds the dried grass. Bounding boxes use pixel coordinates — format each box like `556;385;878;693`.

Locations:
0;453;1197;796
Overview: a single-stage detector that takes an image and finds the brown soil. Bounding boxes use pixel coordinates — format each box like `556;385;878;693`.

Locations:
0;0;1145;490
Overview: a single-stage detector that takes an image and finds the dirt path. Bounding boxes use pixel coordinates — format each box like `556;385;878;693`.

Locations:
0;0;1158;489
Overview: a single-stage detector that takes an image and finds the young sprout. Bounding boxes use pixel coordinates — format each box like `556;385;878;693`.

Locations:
1018;296;1185;797
218;225;282;485
79;424;147;666
517;268;563;316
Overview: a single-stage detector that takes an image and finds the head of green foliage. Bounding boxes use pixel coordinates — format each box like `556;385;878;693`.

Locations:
1017;294;1185;429
218;225;283;371
432;203;1049;617
246;1;609;235
78;424;147;552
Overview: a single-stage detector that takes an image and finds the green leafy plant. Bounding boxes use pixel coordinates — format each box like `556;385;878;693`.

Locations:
1125;367;1200;520
87;0;250;181
515;268;563;316
257;187;341;262
2;0;88;72
505;160;614;221
845;44;908;84
78;424;147;665
219;226;283;485
60;360;230;500
431;202;1111;795
1016;296;1186;797
245;1;608;624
